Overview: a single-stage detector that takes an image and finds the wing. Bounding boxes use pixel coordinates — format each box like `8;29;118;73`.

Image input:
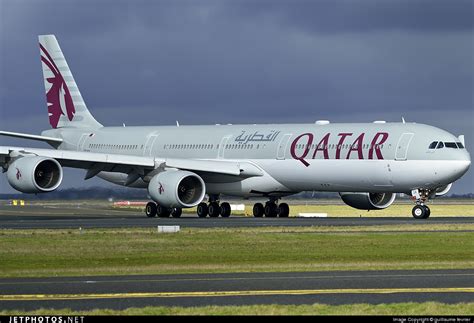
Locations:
0;146;262;184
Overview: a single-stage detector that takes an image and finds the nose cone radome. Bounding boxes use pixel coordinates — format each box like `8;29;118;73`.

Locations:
459;150;471;175
454;149;471;180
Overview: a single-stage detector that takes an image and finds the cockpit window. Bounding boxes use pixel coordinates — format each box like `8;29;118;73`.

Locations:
444;142;458;149
428;141;438;149
430;141;463;149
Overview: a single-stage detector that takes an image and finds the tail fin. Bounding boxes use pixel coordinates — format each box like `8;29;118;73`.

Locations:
39;35;102;129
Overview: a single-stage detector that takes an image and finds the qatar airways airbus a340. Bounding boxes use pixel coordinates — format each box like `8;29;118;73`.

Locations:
0;35;470;219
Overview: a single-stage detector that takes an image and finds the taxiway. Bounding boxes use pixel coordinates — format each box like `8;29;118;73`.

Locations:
1;205;473;229
0;269;473;311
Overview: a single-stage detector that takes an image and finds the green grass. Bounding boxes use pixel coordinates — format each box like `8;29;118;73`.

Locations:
1;302;473;315
1;225;473;278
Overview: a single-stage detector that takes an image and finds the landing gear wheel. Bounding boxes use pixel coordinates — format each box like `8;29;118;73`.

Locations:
220;202;231;217
171;208;182;218
145;202;157;218
412;205;426;219
197;202;208;218
208;202;221;218
277;203;290;217
253;203;264;218
264;202;278;218
157;204;171;218
422;205;431;219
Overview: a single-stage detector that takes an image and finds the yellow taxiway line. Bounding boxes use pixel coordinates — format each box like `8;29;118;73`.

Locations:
1;287;473;301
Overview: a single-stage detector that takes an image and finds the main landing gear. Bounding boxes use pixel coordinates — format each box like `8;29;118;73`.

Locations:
411;189;431;219
252;199;290;218
145;196;291;218
196;195;231;218
145;202;182;218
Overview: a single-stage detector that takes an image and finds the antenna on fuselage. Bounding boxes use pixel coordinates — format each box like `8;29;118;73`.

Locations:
176;121;180;127
401;117;406;124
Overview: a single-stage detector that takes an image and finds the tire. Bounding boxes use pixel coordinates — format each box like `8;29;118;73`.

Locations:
220;202;231;217
278;203;290;217
171;208;182;218
422;205;431;219
264;202;278;218
253;203;264;217
145;202;157;218
208;202;221;218
157;204;171;218
412;205;426;219
197;202;208;218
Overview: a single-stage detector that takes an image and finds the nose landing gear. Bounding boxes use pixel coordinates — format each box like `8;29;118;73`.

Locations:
411;189;432;219
412;204;431;219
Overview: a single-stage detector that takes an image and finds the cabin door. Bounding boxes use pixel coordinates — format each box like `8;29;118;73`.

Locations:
277;134;292;160
395;133;414;161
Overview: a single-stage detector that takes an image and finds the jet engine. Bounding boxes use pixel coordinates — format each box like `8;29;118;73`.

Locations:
148;170;206;208
435;183;452;197
339;192;396;210
7;156;63;193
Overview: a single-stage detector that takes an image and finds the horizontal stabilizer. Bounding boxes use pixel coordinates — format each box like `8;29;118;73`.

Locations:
0;131;63;148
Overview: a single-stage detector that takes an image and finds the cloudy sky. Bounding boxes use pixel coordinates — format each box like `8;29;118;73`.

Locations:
0;0;472;194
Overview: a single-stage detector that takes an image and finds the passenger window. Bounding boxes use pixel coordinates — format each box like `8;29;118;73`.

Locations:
457;142;465;149
444;142;458;149
436;142;444;149
428;141;438;149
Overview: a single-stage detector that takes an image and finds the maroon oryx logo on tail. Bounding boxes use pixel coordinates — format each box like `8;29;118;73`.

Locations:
40;44;75;129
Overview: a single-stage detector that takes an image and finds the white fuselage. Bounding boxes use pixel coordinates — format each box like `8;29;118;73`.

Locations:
43;121;471;198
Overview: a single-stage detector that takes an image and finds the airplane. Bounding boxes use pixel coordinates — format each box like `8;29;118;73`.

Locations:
0;35;471;220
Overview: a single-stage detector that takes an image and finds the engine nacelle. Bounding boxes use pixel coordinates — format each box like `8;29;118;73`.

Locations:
339;192;396;210
435;183;452;197
7;156;63;193
148;170;206;208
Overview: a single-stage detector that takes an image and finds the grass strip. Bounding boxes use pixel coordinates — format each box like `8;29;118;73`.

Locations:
1;226;473;278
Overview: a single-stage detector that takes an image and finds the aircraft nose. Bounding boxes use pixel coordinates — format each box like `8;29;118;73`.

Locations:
458;160;470;174
457;151;471;176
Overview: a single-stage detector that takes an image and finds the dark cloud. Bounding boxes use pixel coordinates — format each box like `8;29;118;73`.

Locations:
228;0;473;34
0;0;472;193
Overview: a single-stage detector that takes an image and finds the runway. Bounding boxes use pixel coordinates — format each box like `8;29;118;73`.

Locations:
0;269;472;311
1;205;474;229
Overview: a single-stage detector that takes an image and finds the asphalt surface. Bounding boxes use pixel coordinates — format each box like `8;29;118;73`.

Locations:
0;269;472;311
1;205;474;229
